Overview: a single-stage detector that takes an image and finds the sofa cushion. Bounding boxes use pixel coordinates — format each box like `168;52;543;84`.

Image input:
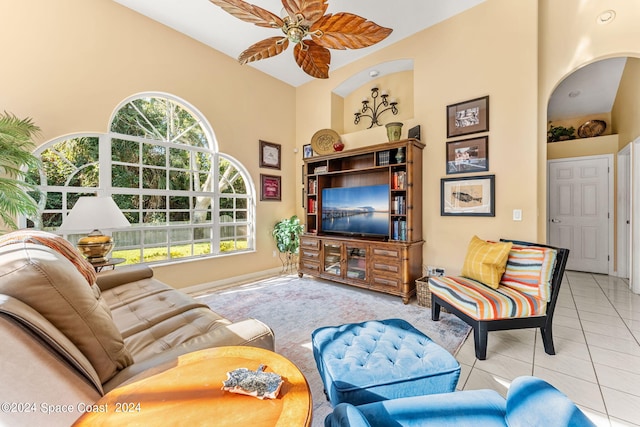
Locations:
109;288;208;338
99;277;170;309
0;294;103;394
461;236;512;289
429;276;546;320
0;241;133;383
500;245;557;301
0;229;97;286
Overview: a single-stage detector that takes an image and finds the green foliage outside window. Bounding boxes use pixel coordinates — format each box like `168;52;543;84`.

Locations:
27;94;253;262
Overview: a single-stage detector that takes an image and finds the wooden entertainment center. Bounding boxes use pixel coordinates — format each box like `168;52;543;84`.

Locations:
298;139;424;304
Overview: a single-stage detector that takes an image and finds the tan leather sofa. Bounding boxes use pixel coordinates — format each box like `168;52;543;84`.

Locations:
0;233;274;426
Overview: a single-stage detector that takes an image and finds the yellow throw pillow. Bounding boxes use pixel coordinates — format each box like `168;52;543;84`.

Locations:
461;236;513;289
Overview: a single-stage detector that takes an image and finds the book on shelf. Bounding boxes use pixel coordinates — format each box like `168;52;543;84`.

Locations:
314;165;328;174
307;198;316;213
392;195;406;215
392;171;407;190
378;151;390;166
391;219;408;241
308;179;317;194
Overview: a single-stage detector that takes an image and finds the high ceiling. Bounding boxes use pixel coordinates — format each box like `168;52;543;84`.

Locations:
112;0;625;119
112;0;485;87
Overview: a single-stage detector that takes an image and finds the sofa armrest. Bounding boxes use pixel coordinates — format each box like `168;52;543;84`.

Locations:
96;265;154;291
506;376;594;427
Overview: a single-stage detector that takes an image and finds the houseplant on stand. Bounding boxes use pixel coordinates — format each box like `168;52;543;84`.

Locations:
0;112;41;231
272;215;304;274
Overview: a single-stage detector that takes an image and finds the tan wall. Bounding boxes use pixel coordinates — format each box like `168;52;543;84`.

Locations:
297;0;539;275
612;57;640;149
341;71;415;135
538;0;640;243
547;135;619;160
1;0;297;288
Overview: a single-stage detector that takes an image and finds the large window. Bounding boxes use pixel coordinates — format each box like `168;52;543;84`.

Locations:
26;93;255;264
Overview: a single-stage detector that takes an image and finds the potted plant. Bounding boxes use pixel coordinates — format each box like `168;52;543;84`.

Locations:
547;124;576;142
272;215;304;273
0;112;42;231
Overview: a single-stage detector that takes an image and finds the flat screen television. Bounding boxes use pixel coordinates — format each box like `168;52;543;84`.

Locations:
321;184;389;238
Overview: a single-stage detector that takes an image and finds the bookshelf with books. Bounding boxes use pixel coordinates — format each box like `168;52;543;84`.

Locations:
299;139;424;303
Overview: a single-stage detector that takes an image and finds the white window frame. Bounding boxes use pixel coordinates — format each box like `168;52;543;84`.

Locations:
27;92;255;264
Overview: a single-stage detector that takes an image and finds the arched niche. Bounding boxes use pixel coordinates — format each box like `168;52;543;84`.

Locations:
330;60;415;135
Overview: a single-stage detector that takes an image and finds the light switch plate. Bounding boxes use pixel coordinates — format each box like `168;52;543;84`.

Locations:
513;209;522;221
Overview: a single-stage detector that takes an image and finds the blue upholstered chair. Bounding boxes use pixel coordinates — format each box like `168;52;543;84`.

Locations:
324;376;595;427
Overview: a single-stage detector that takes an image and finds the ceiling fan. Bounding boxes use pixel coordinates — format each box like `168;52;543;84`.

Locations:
209;0;392;79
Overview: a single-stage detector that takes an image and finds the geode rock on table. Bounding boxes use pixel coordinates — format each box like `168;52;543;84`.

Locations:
221;365;283;400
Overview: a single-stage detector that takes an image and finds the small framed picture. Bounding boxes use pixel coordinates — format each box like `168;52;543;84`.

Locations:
446;96;489;138
446;136;489;174
260;174;281;201
303;144;313;159
259;140;281;169
441;175;495;216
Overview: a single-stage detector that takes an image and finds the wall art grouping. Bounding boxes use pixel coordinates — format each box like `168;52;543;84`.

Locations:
443;96;492;216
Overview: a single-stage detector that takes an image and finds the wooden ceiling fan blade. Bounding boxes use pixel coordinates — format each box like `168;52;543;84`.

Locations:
311;13;392;50
281;0;328;26
294;40;330;79
239;37;289;64
209;0;283;28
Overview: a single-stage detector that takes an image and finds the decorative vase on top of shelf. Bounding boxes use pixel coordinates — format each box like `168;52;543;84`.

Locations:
385;122;403;142
395;147;405;163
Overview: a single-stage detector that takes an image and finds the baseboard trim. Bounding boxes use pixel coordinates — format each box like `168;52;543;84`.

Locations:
183;267;284;296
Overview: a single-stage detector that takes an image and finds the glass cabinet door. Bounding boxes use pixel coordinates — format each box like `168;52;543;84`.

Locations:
323;243;342;276
346;245;367;281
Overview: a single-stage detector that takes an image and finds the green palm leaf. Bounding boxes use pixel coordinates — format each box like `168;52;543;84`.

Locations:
0;112;42;230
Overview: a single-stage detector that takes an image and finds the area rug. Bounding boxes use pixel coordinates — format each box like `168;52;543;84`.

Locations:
196;274;471;426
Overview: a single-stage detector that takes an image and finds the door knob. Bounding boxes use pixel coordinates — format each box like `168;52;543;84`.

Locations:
550;218;562;223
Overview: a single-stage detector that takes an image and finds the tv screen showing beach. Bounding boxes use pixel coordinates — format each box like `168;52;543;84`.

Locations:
321;184;389;237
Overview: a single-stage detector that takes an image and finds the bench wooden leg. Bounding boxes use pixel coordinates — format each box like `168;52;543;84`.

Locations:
431;301;441;321
474;322;488;360
540;326;556;355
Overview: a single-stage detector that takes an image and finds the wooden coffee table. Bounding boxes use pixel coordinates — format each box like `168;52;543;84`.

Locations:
73;346;312;426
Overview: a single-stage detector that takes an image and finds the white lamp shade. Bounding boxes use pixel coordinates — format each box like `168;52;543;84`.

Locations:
58;196;131;233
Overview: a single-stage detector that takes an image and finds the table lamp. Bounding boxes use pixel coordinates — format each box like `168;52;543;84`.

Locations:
58;196;131;264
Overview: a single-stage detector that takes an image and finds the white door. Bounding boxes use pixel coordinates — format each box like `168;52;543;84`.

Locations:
548;156;610;273
617;145;631;280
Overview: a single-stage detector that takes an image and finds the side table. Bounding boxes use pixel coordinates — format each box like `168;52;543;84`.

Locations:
91;257;125;273
72;346;312;426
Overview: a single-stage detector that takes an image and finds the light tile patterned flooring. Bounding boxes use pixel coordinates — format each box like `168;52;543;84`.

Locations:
455;271;640;426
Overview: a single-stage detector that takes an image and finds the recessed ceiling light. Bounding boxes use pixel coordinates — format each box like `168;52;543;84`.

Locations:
369;70;380;78
568;90;581;98
597;10;616;24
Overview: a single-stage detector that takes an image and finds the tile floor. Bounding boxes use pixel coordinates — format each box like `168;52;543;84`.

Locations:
454;271;640;426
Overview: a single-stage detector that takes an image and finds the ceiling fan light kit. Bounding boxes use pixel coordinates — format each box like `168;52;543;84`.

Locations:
209;0;392;79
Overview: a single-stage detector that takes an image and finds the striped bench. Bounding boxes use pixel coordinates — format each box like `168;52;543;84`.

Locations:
429;239;569;360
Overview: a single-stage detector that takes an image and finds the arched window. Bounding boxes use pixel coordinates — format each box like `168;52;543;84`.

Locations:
26;93;255;264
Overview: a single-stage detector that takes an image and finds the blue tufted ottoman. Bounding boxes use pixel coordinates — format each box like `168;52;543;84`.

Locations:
311;318;460;407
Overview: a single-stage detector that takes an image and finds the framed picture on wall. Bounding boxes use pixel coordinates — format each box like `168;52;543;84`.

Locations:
446;96;489;138
446;136;489;174
441;175;495;216
260;174;281;201
259;140;281;169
